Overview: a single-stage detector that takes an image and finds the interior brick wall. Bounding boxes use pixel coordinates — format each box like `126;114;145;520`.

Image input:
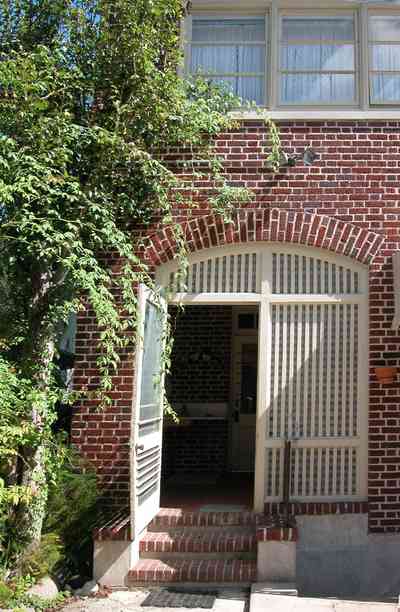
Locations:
167;305;232;404
72;120;400;532
162;306;232;477
162;420;229;477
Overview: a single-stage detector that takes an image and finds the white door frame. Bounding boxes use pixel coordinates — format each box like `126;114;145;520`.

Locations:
156;243;369;513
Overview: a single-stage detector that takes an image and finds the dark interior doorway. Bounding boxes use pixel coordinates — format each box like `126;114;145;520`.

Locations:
161;305;258;510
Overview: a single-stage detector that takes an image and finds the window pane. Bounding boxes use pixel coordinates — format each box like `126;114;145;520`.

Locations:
209;76;264;105
280;15;356;105
370;16;400;41
192;19;265;43
369;17;400;104
237;77;264;104
281;44;354;71
191;45;237;74
139;301;164;422
191;44;265;75
282;17;354;42
238;45;265;73
371;74;400;103
371;44;400;71
208;76;236;91
280;73;355;104
190;18;266;105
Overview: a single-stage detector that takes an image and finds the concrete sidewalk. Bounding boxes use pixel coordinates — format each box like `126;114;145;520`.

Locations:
61;588;248;612
250;584;399;612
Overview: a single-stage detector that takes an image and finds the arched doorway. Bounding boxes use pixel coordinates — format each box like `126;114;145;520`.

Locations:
157;243;368;509
150;243;369;514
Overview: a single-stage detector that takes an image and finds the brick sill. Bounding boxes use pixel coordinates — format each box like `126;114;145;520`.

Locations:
257;526;298;542
264;501;369;516
93;508;131;541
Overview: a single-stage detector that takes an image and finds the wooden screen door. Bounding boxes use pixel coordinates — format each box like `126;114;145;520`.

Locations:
131;285;166;538
231;336;258;472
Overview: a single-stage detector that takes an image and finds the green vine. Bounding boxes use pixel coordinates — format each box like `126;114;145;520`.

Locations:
0;0;283;569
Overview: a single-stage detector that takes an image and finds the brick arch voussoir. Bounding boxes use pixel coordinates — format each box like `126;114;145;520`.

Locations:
142;209;385;268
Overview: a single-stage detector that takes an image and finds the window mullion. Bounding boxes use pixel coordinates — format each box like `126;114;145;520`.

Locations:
235;43;239;98
270;0;279;109
183;15;192;76
360;5;369;110
265;11;269;107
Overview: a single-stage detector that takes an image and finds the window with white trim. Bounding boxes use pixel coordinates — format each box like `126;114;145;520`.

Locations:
185;5;400;111
279;15;357;106
369;15;400;104
188;17;267;105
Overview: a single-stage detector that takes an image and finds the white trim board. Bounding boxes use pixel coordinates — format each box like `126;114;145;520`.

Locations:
230;110;400;120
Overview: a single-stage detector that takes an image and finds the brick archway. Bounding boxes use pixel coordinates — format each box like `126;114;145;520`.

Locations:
142;209;384;268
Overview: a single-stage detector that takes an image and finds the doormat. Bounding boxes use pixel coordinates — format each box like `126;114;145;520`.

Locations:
199;504;246;512
141;590;216;608
167;473;219;486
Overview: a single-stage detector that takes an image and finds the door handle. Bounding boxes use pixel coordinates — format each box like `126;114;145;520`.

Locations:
135;443;144;453
234;410;239;423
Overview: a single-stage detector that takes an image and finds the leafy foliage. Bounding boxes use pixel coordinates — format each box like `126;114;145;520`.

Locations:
0;0;281;570
0;572;66;610
18;533;63;580
43;457;98;581
0;356;58;566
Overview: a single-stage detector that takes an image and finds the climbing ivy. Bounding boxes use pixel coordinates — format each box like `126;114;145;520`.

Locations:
0;0;282;565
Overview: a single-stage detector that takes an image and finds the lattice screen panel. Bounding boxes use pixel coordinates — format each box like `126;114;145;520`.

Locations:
267;303;359;440
272;253;360;294
265;446;358;498
169;253;260;293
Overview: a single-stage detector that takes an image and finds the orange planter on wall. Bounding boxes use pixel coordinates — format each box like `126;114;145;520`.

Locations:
374;366;398;384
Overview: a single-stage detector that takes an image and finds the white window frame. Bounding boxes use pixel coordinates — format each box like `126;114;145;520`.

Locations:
368;10;400;107
186;13;269;106
277;9;359;108
184;1;400;118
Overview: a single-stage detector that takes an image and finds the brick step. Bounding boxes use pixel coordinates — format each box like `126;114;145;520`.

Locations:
150;525;257;536
150;508;263;530
139;529;257;558
128;559;257;584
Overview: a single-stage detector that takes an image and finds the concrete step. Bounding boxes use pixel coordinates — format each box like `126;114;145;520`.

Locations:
149;508;263;530
140;528;257;559
128;559;257;585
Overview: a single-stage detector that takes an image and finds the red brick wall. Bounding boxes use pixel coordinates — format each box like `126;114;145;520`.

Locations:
72;120;400;531
71;257;135;509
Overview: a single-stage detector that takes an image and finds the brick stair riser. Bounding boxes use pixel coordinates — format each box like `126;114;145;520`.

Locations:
128;559;257;584
130;510;259;587
140;551;257;561
140;531;257;555
150;511;262;529
128;580;255;590
148;524;257;534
